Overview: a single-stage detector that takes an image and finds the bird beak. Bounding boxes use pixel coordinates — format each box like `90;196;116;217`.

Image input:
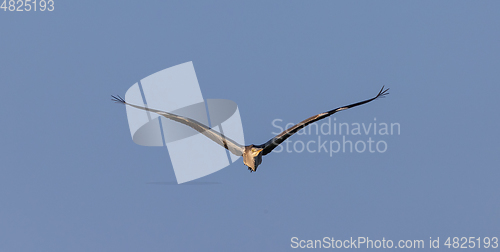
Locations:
256;149;263;153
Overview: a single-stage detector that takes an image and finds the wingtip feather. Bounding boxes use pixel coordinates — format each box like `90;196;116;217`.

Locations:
111;95;126;104
376;86;390;99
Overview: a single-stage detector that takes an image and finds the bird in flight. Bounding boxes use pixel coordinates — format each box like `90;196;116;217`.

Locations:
112;86;389;172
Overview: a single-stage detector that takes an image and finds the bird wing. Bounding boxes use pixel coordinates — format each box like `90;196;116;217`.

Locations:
260;86;389;155
111;96;245;156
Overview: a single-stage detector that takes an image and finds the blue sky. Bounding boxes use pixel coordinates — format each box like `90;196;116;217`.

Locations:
1;1;499;251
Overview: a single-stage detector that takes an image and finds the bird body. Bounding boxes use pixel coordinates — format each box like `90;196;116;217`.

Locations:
112;86;389;172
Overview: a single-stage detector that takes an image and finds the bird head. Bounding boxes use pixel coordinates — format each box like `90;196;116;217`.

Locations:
243;145;264;172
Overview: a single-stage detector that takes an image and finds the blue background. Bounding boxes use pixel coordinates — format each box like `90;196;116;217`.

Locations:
1;1;499;251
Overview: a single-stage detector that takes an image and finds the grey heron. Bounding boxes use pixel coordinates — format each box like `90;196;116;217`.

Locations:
112;86;389;172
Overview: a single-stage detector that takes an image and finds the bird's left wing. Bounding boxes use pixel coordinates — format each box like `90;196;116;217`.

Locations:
260;86;389;155
112;95;245;156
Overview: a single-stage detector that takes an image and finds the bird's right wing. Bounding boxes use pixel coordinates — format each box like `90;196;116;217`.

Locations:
260;86;389;155
112;95;244;156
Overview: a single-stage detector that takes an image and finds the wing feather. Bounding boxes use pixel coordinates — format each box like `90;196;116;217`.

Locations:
260;86;389;155
112;96;244;156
